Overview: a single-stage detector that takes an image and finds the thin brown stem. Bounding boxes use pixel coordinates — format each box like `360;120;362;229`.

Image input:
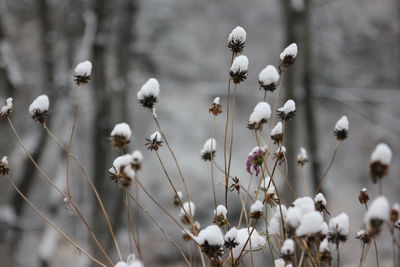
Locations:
316;141;340;193
210;116;217;209
124;192;141;259
226;83;237;210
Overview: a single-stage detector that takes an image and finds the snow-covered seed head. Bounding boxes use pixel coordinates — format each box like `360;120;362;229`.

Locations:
258;65;280;92
394;220;400;230
279;43;298;72
108;154;135;189
126;254;144;267
277;99;296;121
334;116;349;140
274;258;293;267
248;101;272;130
213;204;228;226
296;211;324;237
358;188;370;205
173;191;183;206
131;150;143;171
201;138;217;161
369;143;392;183
0;156;10;175
271;122;284;144
195;225;224;261
250;200;264;219
281;239;295;260
224;227;239;249
355;229;371;244
273;146;286;164
328;213;349;244
180;201;195;224
229;55;248;84
145;131;163;151
318;238;332;264
364;196;390;236
209;97;223;116
261;177;279;207
297;147;309;166
231;227;266;259
114;261;128;267
314;193;329;215
110;122;132;149
0;98;13;118
74;60;92;86
29;95;50;124
390;203;400;223
137;78;160;110
227;26;246;54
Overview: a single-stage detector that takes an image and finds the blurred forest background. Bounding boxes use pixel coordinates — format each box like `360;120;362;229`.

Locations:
0;0;399;266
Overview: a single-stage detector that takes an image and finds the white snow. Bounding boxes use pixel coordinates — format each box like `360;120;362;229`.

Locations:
314;193;327;206
180;201;195;217
250;200;264;213
274;258;292;267
230;55;249;73
268;205;287;234
214;205;227;218
249;102;271;124
293;196;315;215
286;206;302;229
364;196;390;224
259;65;279;86
127;254;144;267
281;239;295;255
260;176;276;194
0;97;13;114
296;211;324;236
74;60;92;76
297;147;308;162
131;150;143;163
109;154;135;179
276;146;286;154
225;227;238;242
280;43;298;60
111;122;132;139
321;222;328;236
137;78;160;100
228;26;246;43
319;238;330;252
361;188;367;192
278;99;296;114
271;122;283;136
150;131;162;142
114;262;128;267
370;143;392;165
213;97;220;105
232;228;266;259
329;213;349;236
202;138;217;153
29;95;49;115
335;116;349;131
195;225;224;246
1;156;8;165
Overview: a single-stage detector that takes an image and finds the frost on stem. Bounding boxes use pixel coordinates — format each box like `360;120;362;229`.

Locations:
369;143;392;183
279;43;298;72
246;146;266;176
247;101;271;130
258;65;280;92
224;227;239;249
109;154;136;189
110;122;132;149
209;97;223;116
271;122;283;144
296;147;309;166
227;26;246;54
0;156;10;175
328;213;349;245
229;55;248;84
131;150;143;171
145;131;163;151
277;99;296;121
195;225;224;262
0;98;13;118
201;138;217;161
73;60;92;86
180;201;195;225
29;95;49;124
334;115;349;140
213;204;228;226
314;193;330;215
364;196;390;236
137;78;160;110
250;200;264;219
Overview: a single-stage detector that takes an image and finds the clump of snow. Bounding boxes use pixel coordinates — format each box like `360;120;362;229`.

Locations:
268;205;287;235
370;143;392;165
250;200;264;213
275;258;292;267
180;201;195;217
259;65;279;86
150;131;162;142
335;116;349;131
74;60;92;76
111;123;132;140
225;227;238;242
230;55;249;73
214;205;227;218
0;98;13;115
314;193;327;206
249;102;271;124
329;213;349;236
296;211;324;236
364;196;390;225
228;26;246;43
281;239;295;255
232;228;266;259
114;261;128;267
213;97;220;105
286;206;302;229
271;122;283;136
297;147;308;162
319;238;330;252
137;78;160;100
201;138;217;153
280;43;298;60
131;150;143;164
195;225;224;246
29;95;49;115
260;176;276;193
321;222;329;236
278;99;296;114
292;196;315;215
1;156;8;165
109;154;133;174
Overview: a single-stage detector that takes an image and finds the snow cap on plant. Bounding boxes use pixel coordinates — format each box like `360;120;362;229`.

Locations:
279;43;298;71
271;121;283;144
229;55;248;84
274;258;293;267
201;138;217;161
248;101;271;130
110;122;132;149
334;115;349;140
232;227;266;259
277;99;296;121
358;188;370;205
364;196;390;236
213;204;228;226
0;98;13;118
224;227;239;249
274;146;286;164
355;229;371;244
390;203;400;223
74;60;92;86
250;200;264;219
195;225;224;261
173;191;183;206
328;213;349;244
296;211;324;237
259;65;280;92
297;147;309;166
29;95;49;124
261;176;279;206
314;193;330;215
318;238;332;264
268;205;288;235
293;196;315;215
145;131;163;151
0;156;10;175
180;201;195;224
369;143;392;183
209;97;222;116
137;78;160;110
109;154;135;189
131;150;143;171
281;238;295;258
227;26;246;54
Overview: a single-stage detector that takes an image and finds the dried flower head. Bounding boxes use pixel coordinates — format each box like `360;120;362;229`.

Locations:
131;150;143;171
281;239;295;261
0;98;13;118
246;146;266;176
271;122;284;144
0;156;10;175
108;154;136;189
173;191;183;207
74;60;92;86
110;122;132;149
318;239;332;265
145;131;163;151
224;227;239;249
195;225;224;263
180;201;195;225
297;147;309;166
250;200;264;219
261;177;279;206
227;26;246;54
364;196;390;237
334;116;349;140
247;102;271;130
314;193;330;215
355;229;371;244
213;205;228;226
259;65;280;92
209;97;223;116
229;55;248;84
273;146;286;165
29;95;49;124
277;99;296;121
137;78;160;110
229;177;241;193
201;138;217;161
369;143;392;183
390;204;400;223
279;43;298;72
328;213;349;244
358;188;370;205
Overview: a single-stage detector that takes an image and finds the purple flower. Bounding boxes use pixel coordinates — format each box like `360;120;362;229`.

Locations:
246;147;265;176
